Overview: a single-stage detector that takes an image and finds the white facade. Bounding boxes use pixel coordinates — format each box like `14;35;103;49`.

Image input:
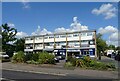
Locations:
24;30;97;57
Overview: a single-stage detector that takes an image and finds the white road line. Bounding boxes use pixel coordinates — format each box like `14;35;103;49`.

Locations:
1;78;15;81
2;68;67;76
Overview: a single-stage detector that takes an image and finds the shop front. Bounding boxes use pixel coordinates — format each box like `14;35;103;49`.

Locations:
80;48;95;57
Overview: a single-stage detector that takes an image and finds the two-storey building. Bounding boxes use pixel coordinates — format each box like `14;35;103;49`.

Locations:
24;30;97;58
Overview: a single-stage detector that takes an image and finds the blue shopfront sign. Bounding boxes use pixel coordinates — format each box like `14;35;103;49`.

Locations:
58;49;66;52
80;48;95;56
67;49;80;52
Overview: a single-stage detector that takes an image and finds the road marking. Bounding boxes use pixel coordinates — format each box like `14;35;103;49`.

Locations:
1;78;15;81
2;68;67;76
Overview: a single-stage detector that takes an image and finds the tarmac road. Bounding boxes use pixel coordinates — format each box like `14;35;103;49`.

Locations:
2;69;97;79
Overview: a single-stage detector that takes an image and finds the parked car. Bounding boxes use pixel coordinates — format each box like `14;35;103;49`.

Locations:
75;55;83;59
115;54;120;61
54;57;59;63
0;52;10;62
55;54;65;60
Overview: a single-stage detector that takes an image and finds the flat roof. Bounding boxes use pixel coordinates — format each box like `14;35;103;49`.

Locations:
25;30;96;38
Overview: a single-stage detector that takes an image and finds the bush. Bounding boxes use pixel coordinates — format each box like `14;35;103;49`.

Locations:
64;62;74;69
25;53;39;62
106;63;116;70
31;53;39;61
12;51;25;63
64;62;73;67
92;62;107;70
39;52;55;64
26;60;39;65
24;53;33;61
83;56;91;63
76;59;86;68
67;56;116;71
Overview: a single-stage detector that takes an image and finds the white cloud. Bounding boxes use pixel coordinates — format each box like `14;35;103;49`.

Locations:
98;25;117;34
92;3;117;19
70;17;88;31
41;28;52;35
98;25;119;47
32;25;52;35
16;31;28;38
109;32;119;41
32;17;89;35
54;27;70;33
106;32;119;46
21;0;30;9
106;40;118;47
54;17;88;33
8;23;15;28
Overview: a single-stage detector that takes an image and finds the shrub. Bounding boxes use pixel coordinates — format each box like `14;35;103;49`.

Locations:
38;52;55;64
12;51;25;63
67;56;116;71
89;60;97;67
83;56;91;63
93;62;107;70
24;53;33;61
25;53;39;62
76;59;86;68
26;60;39;65
31;53;39;61
67;56;77;66
106;63;116;70
64;62;74;69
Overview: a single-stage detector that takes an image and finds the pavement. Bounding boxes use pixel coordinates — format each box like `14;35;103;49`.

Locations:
1;56;119;79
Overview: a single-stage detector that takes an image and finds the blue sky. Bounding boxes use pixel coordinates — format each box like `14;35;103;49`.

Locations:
2;2;118;46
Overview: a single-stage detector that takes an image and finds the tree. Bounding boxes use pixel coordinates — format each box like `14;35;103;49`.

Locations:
1;23;17;57
13;38;25;52
116;46;120;54
96;33;108;60
108;45;115;50
116;46;120;50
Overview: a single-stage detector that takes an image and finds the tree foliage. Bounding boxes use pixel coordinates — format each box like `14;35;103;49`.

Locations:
1;23;17;56
13;38;25;52
96;33;108;55
108;45;115;50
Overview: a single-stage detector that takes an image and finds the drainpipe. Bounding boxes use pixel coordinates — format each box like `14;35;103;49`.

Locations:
43;35;44;53
79;32;81;55
33;36;35;54
53;34;56;55
94;30;98;59
65;33;68;62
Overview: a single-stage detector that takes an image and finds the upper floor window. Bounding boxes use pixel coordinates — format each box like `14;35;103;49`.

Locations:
55;35;59;38
89;40;95;45
81;33;86;36
49;36;54;39
26;37;33;40
60;35;66;38
81;40;89;43
35;37;42;40
44;36;48;39
73;33;79;37
35;44;43;47
67;34;72;37
87;32;93;36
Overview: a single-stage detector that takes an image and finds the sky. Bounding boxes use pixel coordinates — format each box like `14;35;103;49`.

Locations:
2;2;119;46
